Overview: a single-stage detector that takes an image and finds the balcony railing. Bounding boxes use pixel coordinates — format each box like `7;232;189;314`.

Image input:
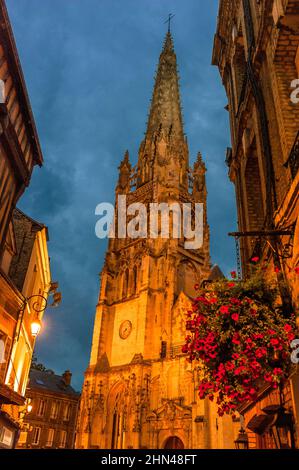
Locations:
284;131;299;180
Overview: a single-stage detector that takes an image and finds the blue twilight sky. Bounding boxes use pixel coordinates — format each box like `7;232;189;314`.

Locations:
6;0;237;391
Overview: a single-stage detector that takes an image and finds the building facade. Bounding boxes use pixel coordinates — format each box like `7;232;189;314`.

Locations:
0;208;53;448
17;369;80;449
0;0;55;448
76;31;238;450
212;0;299;448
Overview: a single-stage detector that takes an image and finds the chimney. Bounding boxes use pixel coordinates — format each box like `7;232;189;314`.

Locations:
62;370;72;386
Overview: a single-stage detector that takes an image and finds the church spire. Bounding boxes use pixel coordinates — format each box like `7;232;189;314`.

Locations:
145;31;184;141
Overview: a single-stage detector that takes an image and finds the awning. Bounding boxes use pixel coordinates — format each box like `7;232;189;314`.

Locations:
247;413;276;435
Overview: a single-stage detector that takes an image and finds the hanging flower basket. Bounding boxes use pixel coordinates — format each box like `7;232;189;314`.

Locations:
183;269;297;417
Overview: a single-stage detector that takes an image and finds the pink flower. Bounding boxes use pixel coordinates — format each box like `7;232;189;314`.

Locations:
251;257;259;263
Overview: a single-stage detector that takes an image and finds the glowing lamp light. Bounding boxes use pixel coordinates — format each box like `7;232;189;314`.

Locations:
31;319;41;337
27;403;33;414
234;428;249;449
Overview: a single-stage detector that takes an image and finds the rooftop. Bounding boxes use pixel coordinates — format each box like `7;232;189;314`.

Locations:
28;369;80;398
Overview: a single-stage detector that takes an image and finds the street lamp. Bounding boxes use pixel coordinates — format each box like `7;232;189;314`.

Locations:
30;318;42;338
18;399;33;420
234;427;249;449
16;285;62;342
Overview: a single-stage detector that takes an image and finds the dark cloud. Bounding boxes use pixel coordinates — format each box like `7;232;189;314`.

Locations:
6;0;237;390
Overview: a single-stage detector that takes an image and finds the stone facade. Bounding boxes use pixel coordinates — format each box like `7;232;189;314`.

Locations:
212;0;299;448
76;32;238;450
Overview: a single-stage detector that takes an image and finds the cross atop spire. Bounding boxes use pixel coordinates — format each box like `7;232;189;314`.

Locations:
164;13;175;33
145;29;184;141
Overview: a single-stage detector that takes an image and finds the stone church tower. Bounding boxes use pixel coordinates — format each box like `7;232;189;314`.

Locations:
76;31;237;449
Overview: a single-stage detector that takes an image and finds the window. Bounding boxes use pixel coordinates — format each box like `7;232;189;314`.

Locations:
160;341;167;359
0;426;14;448
0;338;5;365
59;430;67;448
132;266;137;294
17;431;28;446
0;155;16;242
0;78;5;103
32;427;41;445
46;428;54;447
37;399;46;417
63;403;71;422
122;269;129;298
50;401;60;419
0;332;11;383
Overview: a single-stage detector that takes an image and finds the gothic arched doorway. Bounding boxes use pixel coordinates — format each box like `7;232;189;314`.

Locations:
163;436;184;449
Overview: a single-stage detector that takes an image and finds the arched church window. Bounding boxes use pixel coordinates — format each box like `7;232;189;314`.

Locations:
245;148;264;231
122;269;129;299
232;34;247;108
132;265;137;294
176;260;197;298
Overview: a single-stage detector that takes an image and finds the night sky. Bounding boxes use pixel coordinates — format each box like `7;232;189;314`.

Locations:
6;0;237;391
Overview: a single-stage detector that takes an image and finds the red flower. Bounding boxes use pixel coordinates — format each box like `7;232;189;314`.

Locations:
227;282;235;288
230;271;237;279
294;267;299;275
251;257;259;263
284;324;292;333
232;333;241;345
274;266;280;273
234;366;246;376
231;313;239;322
225;362;235;372
270;338;279;346
194;283;200;290
255;347;267;358
219;305;230;315
250;308;257;316
253;333;264;340
230;297;241;306
264;373;273;382
232;353;240;360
